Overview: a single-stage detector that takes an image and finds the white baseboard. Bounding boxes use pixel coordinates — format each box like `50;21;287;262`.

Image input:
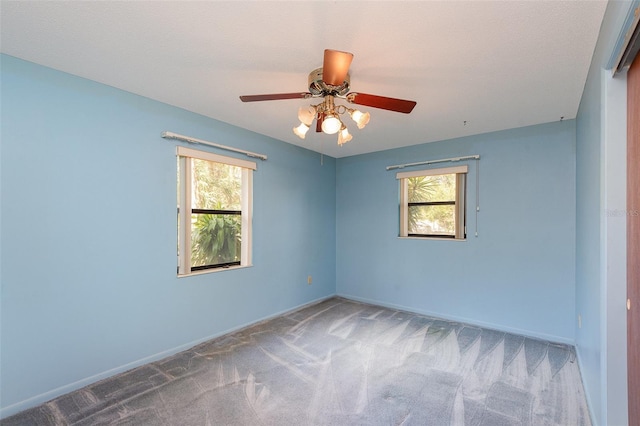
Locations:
0;294;335;419
574;344;598;425
337;293;575;346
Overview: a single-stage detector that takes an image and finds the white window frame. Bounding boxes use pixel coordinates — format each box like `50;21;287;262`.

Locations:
177;146;255;275
398;165;467;240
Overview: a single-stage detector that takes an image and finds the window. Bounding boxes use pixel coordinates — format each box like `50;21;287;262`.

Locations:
398;166;467;239
177;146;255;275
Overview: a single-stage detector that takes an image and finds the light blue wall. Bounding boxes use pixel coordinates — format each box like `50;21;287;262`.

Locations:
0;55;336;416
575;1;633;425
336;121;577;343
4;17;629;417
575;19;604;421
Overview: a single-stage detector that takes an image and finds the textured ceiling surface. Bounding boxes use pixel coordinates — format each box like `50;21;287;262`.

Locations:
0;1;607;158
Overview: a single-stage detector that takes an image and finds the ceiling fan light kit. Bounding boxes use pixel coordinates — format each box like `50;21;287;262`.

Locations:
240;49;417;146
297;106;316;126
320;114;342;135
293;122;310;139
338;125;353;145
349;108;370;129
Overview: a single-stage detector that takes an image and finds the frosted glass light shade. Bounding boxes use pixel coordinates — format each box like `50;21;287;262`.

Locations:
338;126;352;145
350;109;370;129
297;106;316;126
321;115;341;134
293;123;310;139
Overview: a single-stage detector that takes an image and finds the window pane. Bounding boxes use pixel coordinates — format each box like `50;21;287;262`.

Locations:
190;213;241;267
191;159;241;210
408;205;455;235
408;174;456;202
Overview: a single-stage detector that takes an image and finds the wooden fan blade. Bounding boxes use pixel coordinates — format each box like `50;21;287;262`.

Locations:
347;92;417;114
322;49;353;86
240;93;311;102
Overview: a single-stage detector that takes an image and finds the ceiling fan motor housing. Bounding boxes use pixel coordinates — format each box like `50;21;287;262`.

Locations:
308;68;350;97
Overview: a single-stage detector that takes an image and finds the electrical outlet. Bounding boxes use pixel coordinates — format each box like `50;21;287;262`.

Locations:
307;275;312;285
578;314;582;329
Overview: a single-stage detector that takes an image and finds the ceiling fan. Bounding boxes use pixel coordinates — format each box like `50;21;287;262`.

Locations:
240;49;417;145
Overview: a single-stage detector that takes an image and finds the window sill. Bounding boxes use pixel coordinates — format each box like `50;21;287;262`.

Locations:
398;236;466;242
177;264;252;278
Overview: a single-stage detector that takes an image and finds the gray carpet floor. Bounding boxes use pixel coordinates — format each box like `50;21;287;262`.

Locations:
3;297;591;425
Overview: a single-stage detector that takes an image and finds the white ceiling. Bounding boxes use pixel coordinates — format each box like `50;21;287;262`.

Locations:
1;1;607;158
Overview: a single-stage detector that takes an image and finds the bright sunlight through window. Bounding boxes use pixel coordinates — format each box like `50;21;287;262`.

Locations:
398;166;467;239
177;147;255;275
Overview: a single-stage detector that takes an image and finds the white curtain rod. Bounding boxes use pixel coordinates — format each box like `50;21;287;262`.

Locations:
162;131;268;161
386;155;480;171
